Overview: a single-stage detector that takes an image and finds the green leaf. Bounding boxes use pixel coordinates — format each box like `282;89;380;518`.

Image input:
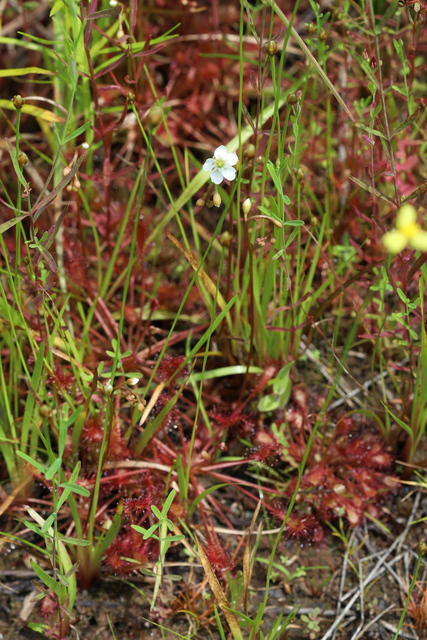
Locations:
45;457;62;481
258;395;280;412
16;451;45;474
266;160;283;195
50;0;64;16
31;560;62;599
151;505;162;520
0;213;30;234
59;482;90;497
284;220;304;227
162;489;176;516
397;288;410;305
41;514;56;533
5;139;30;192
60;537;92;546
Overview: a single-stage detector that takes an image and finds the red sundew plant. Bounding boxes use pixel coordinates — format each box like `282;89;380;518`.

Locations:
263;408;399;535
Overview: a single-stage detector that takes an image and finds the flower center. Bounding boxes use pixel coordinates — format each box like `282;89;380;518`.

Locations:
215;158;225;169
402;222;420;239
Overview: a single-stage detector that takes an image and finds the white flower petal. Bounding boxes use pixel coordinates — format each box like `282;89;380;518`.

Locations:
203;158;215;171
210;168;224;184
221;164;236;181
214;145;228;159
225;152;238;166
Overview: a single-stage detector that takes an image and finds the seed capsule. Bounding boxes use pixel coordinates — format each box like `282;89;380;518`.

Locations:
18;152;28;167
244;144;256;159
287;93;298;105
266;40;278;57
40;405;52;418
147;107;162;127
13;94;25;109
306;22;316;36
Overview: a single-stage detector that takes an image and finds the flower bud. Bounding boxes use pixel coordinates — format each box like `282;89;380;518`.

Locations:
266;40;278;57
270;236;276;245
243;144;256;159
104;381;113;396
319;28;327;41
196;198;205;207
418;541;427;555
219;231;232;247
206;200;214;208
306;22;316;35
295;168;304;181
13;95;25;109
73;177;81;191
126;92;135;104
127;377;139;386
213;192;221;207
81;142;90;150
137;401;146;412
18;152;28;167
147;106;163;128
40;405;52;418
242;198;252;216
287;93;298;105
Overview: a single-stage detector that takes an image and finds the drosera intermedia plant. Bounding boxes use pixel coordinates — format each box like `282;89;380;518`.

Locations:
131;489;184;611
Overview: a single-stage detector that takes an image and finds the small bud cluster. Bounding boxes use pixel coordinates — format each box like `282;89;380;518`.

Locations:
196;182;222;209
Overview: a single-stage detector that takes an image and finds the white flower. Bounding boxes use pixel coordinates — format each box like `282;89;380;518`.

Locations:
203;145;238;185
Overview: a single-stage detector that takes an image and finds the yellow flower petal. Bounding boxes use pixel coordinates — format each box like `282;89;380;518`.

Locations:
410;231;427;252
396;204;417;229
383;230;408;253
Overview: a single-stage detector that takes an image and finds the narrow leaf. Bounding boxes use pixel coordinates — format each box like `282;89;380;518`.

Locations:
349;176;396;204
196;536;244;640
44;457;62;481
16;450;45;474
59;482;90;497
30;560;62;599
165;232;227;310
0;66;55;77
